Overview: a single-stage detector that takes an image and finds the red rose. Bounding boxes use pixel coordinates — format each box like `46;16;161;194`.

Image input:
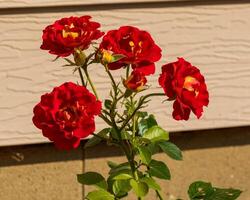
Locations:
99;26;162;75
32;82;101;150
41;16;104;57
159;58;209;120
123;71;147;92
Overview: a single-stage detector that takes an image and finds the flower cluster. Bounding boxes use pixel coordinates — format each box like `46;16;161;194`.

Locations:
34;15;209;150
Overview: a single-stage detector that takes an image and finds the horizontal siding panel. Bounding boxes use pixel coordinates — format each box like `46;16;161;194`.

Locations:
0;3;250;146
0;0;198;9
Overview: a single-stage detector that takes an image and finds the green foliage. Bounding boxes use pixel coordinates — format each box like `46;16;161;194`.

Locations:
111;54;126;63
108;168;133;182
108;162;131;174
112;179;132;198
158;141;183;160
143;125;169;143
138;146;152;165
130;179;149;197
138;114;158;135
84;128;110;149
86;189;115;200
77;172;107;190
113;173;133;180
148;159;171;180
188;181;242;200
140;177;161;191
104;99;112;109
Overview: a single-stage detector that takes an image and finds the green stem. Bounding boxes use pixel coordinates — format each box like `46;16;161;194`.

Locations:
83;68;99;100
155;190;164;200
78;68;86;86
143;93;165;99
92;133;107;140
105;66;117;88
126;65;130;79
119;93;166;132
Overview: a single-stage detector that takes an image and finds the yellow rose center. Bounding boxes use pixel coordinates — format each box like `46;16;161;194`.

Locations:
183;76;199;96
62;23;79;39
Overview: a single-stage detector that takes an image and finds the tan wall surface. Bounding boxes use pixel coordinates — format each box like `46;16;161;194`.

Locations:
0;0;201;9
1;1;250;146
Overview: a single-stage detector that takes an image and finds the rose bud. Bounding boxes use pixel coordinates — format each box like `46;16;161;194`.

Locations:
73;49;87;66
124;71;147;92
159;58;209;120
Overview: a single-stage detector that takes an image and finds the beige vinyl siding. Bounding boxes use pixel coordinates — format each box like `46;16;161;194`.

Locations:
0;2;250;146
0;0;201;9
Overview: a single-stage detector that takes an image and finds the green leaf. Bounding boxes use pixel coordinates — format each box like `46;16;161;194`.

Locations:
137;111;148;118
148;160;171;180
138;114;158;135
77;172;107;190
121;131;132;140
86;189;115;200
209;188;242;200
138;146;152;165
188;181;242;200
111;54;126;63
141;177;161;191
143;126;169;143
109;162;131;175
104;99;112;109
147;143;160;155
84;128;110;149
109;169;133;182
64;58;75;65
113;173;133;180
158;141;183;160
188;181;213;199
107;161;118;169
112;179;132;197
130;179;149;197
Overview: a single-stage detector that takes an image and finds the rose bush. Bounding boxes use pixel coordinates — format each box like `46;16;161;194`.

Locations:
32;15;241;200
33;82;101;150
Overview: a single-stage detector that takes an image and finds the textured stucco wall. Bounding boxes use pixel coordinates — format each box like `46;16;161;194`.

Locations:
1;1;250;146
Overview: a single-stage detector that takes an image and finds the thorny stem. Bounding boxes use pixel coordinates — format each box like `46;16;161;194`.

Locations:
119;92;166;132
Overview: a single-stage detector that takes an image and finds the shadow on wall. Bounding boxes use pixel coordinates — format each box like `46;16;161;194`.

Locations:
0;126;250;167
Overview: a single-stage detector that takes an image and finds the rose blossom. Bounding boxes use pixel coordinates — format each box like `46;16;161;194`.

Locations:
159;58;209;120
32;82;101;150
41;16;104;57
99;26;162;75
